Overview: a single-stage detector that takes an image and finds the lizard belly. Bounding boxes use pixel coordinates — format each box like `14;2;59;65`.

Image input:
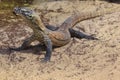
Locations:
48;31;71;47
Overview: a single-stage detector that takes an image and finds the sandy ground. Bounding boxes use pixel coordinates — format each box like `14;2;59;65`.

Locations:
0;1;120;80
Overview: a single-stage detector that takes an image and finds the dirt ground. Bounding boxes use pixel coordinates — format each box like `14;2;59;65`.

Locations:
0;1;120;80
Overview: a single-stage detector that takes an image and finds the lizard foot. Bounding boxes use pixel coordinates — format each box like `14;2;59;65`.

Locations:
86;34;99;40
41;57;50;63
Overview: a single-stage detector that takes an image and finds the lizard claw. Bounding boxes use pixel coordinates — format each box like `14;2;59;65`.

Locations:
87;36;98;40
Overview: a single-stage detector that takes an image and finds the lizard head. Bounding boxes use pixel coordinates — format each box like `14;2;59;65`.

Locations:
13;7;34;20
13;7;46;31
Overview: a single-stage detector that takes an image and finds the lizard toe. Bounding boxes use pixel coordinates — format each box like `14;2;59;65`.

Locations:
41;58;50;63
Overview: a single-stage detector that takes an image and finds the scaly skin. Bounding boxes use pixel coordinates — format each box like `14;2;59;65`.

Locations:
10;6;118;62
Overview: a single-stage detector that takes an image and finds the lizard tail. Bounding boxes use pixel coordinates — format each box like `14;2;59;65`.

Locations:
59;6;120;30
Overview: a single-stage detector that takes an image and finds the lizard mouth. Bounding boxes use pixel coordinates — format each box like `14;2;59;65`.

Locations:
13;11;19;16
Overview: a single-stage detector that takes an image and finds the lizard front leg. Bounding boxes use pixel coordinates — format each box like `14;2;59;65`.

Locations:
10;35;36;51
41;35;52;62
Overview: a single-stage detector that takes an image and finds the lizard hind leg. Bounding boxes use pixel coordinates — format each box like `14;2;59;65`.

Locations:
69;28;98;40
10;35;36;51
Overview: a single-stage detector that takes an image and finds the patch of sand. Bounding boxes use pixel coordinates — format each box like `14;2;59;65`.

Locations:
0;1;120;80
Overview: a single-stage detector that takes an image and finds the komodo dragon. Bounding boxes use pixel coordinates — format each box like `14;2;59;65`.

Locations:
10;7;118;62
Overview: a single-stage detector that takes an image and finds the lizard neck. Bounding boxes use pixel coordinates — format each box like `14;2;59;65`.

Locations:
32;14;46;31
24;13;48;34
25;18;41;31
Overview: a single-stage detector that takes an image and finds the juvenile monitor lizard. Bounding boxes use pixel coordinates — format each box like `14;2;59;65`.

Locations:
10;7;118;62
